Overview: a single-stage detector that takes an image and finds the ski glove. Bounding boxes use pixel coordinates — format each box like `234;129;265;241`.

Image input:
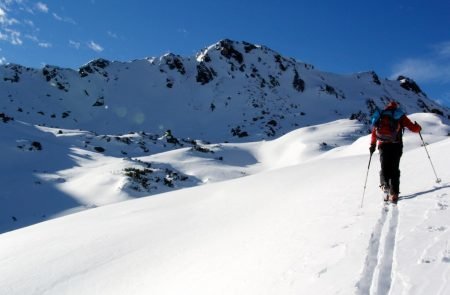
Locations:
369;144;376;154
415;123;422;132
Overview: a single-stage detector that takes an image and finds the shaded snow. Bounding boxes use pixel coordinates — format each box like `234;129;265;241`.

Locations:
0;113;449;295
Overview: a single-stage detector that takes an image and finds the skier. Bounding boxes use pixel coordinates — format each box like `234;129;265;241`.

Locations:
369;101;422;204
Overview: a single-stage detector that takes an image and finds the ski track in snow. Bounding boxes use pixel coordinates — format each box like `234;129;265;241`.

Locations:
376;206;399;295
356;204;399;295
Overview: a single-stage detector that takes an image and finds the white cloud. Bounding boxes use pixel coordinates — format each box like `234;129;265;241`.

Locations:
87;40;103;52
0;7;19;26
38;42;51;48
69;40;80;49
35;2;48;13
0;56;6;64
1;28;22;45
391;41;450;84
25;34;51;48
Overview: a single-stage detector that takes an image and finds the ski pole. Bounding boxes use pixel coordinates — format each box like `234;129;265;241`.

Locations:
361;152;373;208
418;130;441;184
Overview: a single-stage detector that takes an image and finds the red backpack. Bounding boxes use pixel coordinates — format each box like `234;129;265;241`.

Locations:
372;109;404;143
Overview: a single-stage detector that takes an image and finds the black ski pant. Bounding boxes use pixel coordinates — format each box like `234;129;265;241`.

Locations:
378;143;403;195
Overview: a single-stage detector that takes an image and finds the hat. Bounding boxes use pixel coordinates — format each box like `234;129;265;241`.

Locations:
385;101;398;109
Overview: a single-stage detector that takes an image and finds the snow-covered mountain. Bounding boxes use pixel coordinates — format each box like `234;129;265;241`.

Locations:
1;39;448;141
1;39;449;233
1;39;450;294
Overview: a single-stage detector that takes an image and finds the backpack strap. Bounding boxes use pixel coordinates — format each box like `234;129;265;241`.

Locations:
370;108;381;126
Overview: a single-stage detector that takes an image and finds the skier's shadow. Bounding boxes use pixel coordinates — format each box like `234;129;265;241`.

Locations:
400;184;450;201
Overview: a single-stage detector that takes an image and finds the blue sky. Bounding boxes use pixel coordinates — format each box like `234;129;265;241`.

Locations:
1;0;449;106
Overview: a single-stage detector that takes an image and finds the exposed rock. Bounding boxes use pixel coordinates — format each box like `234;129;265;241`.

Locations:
78;65;94;77
269;75;280;88
0;113;14;123
42;66;58;82
164;54;186;75
293;69;305;92
216;39;244;64
94;146;105;153
79;59;110;78
397;76;425;95
92;96;105;107
3;64;21;82
274;54;287;71
196;63;216;85
243;41;257;53
370;71;381;85
322;84;345;99
231;126;249;138
90;58;110;69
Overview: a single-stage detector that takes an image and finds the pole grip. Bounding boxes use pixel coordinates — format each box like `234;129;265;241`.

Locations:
415;121;424;141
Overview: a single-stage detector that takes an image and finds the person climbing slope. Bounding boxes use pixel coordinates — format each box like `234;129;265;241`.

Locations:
369;101;422;204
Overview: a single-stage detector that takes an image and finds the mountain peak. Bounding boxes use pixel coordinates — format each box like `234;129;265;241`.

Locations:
396;75;426;96
0;40;448;141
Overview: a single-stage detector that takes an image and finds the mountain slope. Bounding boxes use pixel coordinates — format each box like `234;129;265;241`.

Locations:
1;39;449;233
0;114;367;233
1;39;448;142
0;113;448;295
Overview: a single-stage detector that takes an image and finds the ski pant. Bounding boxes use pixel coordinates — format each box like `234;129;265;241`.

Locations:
378;143;403;195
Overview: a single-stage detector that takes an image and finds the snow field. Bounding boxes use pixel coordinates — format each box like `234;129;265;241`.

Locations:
0;113;449;294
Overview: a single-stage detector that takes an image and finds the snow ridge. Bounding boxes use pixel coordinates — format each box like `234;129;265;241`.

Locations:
1;39;449;142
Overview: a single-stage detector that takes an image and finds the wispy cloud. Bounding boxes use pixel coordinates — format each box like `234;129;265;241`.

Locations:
69;40;80;49
23;19;34;27
25;34;38;42
107;30;118;39
35;2;48;13
25;34;51;48
52;12;76;25
0;56;6;65
434;41;450;58
87;40;103;52
38;42;51;48
177;28;189;38
391;41;450;84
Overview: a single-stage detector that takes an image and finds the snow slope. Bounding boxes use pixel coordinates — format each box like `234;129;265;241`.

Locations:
0;113;448;295
0;114;366;233
2;38;449;233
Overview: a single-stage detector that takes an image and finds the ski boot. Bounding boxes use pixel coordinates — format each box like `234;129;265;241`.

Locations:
389;194;399;205
380;184;390;202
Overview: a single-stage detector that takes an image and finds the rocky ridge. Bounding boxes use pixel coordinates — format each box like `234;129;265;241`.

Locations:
1;39;448;142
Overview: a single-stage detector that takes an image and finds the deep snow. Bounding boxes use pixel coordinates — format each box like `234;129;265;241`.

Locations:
0;113;449;295
1;39;450;294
